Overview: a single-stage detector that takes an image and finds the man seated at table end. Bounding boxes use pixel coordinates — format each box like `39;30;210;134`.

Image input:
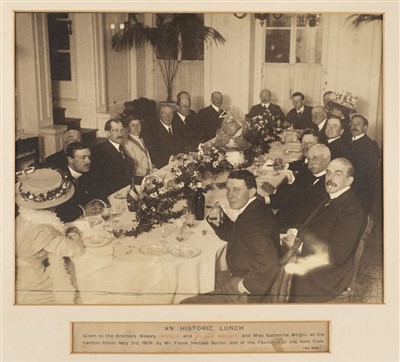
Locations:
180;170;280;304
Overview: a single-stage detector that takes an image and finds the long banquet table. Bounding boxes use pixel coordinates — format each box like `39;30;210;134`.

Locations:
72;142;302;305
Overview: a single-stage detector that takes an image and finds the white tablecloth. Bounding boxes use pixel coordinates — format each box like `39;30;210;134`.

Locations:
72;147;301;305
73;188;228;305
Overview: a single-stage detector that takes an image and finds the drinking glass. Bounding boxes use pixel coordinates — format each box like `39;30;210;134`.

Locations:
185;213;196;229
111;205;122;219
175;219;185;242
101;207;111;223
112;219;124;239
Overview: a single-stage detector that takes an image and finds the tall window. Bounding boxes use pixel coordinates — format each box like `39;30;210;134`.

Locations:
47;13;73;81
265;14;323;64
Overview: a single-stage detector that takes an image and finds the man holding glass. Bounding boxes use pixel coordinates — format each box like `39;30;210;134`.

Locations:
181;170;280;304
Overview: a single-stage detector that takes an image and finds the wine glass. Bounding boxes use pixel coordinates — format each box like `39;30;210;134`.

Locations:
185;213;196;229
111;205;122;219
112;219;124;239
175;219;185;242
158;223;168;244
101;207;111;224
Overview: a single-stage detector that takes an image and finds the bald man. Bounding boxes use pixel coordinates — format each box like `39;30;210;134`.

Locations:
45;129;82;170
248;89;285;121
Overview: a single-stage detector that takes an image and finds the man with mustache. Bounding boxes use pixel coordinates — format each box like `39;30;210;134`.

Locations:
288;158;365;302
55;142;103;222
349;114;381;212
91;119;134;201
264;144;330;230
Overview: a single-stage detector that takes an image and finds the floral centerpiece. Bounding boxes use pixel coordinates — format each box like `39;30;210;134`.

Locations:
125;149;234;237
243;107;287;162
125;175;185;237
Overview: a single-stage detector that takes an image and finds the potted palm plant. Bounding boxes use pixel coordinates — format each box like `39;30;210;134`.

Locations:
112;13;226;103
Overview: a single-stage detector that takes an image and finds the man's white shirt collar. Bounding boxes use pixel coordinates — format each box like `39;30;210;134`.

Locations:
318;118;327;131
68;165;82;180
352;133;366;141
211;104;220;113
297;106;305;113
108;139;121;152
261;102;270;108
177;111;186;122
327;136;341;143
160;120;172;132
238;196;257;215
313;170;326;178
329;186;350;199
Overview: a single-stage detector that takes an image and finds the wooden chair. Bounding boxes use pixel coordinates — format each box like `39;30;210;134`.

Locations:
263;237;303;303
328;213;374;303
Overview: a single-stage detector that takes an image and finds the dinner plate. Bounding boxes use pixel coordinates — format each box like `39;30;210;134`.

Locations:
171;246;201;258
83;235;113;248
139;244;169;256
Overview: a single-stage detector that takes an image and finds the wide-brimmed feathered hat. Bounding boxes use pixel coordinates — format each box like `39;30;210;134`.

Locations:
16;168;74;209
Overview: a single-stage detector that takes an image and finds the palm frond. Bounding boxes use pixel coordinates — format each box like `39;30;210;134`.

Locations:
347;14;383;29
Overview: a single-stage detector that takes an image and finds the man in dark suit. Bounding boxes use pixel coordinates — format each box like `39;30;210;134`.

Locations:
288;158;366;302
286;92;314;130
91;119;135;201
181;170;280;304
286;128;319;173
350;114;381;212
264;144;330;230
197;91;224;142
146;104;184;169
55;142;103;222
248;88;285;121
324;116;351;160
172;97;204;152
311;105;328;143
45;129;82;170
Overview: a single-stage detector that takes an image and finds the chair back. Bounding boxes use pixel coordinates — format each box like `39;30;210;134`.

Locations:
263;237;303;303
329;213;373;303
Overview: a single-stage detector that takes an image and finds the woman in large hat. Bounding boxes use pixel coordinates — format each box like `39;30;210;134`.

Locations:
15;168;84;304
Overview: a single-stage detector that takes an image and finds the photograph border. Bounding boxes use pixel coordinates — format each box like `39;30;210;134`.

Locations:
2;1;399;361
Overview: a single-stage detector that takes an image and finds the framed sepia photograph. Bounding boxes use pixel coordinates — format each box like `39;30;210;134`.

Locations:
1;1;399;361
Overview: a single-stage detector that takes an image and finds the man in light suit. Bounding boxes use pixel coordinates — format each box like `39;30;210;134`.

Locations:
197;91;224;142
146;104;184;169
289;158;366;302
286;92;314;130
123;115;154;185
181;170;280;304
248;88;285;121
91;119;135;201
349;114;381;212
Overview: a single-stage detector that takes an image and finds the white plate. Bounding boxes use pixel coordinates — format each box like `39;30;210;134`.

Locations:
171;246;201;258
139;244;169;256
83;235;113;248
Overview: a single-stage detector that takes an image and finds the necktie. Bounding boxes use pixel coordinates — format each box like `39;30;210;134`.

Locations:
218;108;223;115
119;147;125;159
168;126;173;135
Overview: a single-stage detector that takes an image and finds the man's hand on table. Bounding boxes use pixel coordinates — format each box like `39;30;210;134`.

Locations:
207;203;224;226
